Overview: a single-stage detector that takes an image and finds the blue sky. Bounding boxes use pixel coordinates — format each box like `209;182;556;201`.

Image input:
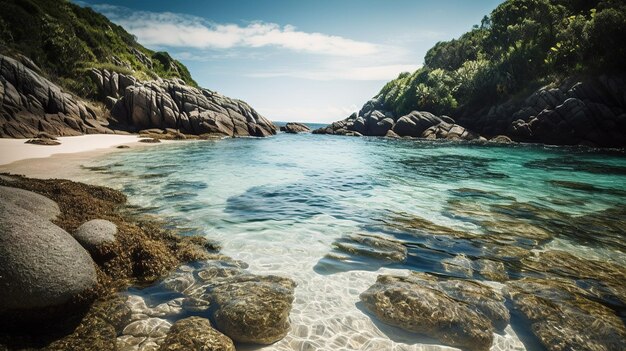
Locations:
76;0;504;122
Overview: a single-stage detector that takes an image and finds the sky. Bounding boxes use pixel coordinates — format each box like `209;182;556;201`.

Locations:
75;0;504;123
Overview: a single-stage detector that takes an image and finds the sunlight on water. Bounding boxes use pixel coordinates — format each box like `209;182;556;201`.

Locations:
82;134;626;350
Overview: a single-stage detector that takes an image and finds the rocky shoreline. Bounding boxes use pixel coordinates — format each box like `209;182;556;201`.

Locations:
314;75;626;148
0;174;295;351
0;54;277;140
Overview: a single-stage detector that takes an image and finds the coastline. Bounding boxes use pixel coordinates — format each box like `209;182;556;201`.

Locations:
0;135;171;180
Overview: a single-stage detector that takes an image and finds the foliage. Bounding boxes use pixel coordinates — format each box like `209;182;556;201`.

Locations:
377;0;625;118
0;0;198;98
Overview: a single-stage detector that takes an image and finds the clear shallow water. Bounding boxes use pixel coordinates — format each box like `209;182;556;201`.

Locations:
82;134;626;350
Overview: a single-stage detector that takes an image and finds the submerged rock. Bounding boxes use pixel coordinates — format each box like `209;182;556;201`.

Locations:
210;274;296;344
506;277;626;351
160;317;235;351
280;122;311;134
332;233;407;263
360;272;508;351
520;250;626;310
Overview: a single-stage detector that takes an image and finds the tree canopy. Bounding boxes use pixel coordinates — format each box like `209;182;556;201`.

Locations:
378;0;626;118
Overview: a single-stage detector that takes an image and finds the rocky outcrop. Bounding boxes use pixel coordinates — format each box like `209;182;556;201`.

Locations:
313;97;483;141
280;122;311;133
0;191;97;317
458;76;626;147
0;52;276;138
90;68;277;137
360;272;508;351
0;55;113;138
317;75;626;146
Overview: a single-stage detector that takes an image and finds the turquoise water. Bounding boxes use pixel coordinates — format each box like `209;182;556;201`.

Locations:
83;133;626;350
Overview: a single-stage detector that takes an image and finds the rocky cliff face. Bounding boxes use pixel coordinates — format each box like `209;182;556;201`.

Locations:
317;75;626;147
90;68;276;137
0;53;276;138
0;55;114;138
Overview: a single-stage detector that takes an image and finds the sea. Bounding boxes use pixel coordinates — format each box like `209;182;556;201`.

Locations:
80;126;626;350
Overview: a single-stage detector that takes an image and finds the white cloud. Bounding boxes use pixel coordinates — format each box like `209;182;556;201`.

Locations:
93;5;378;56
248;64;422;81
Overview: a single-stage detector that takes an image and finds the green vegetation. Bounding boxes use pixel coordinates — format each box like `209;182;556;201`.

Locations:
378;0;626;117
0;0;197;98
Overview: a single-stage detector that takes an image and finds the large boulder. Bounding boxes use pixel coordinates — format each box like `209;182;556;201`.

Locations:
0;199;98;315
0;185;60;220
0;54;111;138
360;272;508;351
159;317;235;351
280;122;311;134
392;111;443;137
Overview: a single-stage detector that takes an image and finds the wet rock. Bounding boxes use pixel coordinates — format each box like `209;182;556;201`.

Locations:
181;297;210;313
489;135;513;143
122;317;171;338
160;271;196;294
360;272;508;351
126;295;184;319
117;335;161;351
0;185;60;220
210;274;296;344
139;138;161;143
160;317;235;351
73;219;117;253
520;250;626;309
280;122;311;133
117;145;130;149
506;277;626;351
332;233;407;263
473;259;508;282
441;254;474;277
0;201;97;316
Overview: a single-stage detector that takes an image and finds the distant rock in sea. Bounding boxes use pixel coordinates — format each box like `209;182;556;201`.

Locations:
280;122;311;134
313;100;484;142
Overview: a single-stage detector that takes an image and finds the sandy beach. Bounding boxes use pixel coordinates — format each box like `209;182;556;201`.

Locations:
0;134;160;180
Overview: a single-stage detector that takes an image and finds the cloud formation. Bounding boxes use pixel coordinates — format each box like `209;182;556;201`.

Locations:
248;64;422;81
94;5;378;56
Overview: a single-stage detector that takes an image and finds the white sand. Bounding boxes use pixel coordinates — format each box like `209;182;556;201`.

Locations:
0;134;141;165
0;134;173;180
